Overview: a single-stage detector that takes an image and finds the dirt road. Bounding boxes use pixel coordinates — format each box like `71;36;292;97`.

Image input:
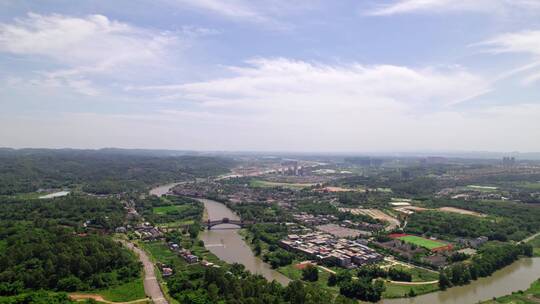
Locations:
69;294;149;304
123;241;169;304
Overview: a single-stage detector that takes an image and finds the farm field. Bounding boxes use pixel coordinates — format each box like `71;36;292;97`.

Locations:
249;179;315;189
392;234;448;250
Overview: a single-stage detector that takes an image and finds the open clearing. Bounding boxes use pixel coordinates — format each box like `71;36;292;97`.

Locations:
438;207;486;217
340;208;400;230
249;179;315;189
466;185;498;191
392;234;447;250
316;186;365;192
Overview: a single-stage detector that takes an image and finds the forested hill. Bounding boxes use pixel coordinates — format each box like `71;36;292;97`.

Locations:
0;149;235;195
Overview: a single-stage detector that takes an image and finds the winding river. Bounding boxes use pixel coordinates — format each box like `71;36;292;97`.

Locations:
198;198;291;285
150;183;540;303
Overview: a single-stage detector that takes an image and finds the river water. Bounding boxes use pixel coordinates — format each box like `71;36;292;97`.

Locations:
149;182;183;197
150;184;540;303
197;198;291;285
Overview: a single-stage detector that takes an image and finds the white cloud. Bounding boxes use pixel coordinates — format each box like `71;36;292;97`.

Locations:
0;13;176;66
367;0;540;16
0;13;181;95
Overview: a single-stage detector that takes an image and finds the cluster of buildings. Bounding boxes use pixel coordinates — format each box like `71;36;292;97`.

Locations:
133;222;162;241
168;242;199;264
279;232;383;268
456;236;488;249
437;187;508;201
173;180;302;205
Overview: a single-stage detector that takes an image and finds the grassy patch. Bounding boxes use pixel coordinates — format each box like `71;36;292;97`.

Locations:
153;205;191;215
383;282;439;299
77;278;146;302
398;236;447;250
99;278;146;302
140;241;179;264
391;265;438;282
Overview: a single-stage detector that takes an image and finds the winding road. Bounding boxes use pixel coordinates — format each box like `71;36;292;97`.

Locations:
122;241;169;304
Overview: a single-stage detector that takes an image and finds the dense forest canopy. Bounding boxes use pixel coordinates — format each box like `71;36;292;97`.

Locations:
0;223;140;296
0;149;234;195
0;195;125;230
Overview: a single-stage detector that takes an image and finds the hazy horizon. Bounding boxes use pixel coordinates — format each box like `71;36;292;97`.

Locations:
2;1;540;151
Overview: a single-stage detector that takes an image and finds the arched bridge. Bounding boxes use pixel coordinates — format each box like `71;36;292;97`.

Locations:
206;218;254;229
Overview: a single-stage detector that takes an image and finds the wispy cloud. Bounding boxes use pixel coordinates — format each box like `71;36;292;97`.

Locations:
173;0;269;23
475;30;540;85
477;30;540;56
367;0;540;16
138;58;490;109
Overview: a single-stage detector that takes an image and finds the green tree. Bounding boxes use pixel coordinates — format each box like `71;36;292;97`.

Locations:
302;265;319;282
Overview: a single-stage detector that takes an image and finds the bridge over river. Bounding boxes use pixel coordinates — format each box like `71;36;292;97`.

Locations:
206;217;254;229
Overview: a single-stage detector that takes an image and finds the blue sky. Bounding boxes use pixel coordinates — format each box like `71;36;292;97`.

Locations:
1;0;540;152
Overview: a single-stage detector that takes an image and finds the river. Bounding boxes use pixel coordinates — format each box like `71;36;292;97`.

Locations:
382;257;540;304
149;182;183;197
150;184;540;303
198;198;291;285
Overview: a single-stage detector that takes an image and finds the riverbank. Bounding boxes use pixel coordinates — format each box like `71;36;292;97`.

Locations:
480;278;540;304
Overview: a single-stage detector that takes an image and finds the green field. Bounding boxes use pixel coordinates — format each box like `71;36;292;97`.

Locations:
152;204;191;215
398;236;447;250
77;278;146;302
98;278;146;302
249;179;314;189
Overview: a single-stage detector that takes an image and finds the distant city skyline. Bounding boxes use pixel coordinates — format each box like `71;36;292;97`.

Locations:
1;1;540;151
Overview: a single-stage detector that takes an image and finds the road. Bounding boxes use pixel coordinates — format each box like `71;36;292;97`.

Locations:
69;294;149;304
123;241;169;304
522;231;540;243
